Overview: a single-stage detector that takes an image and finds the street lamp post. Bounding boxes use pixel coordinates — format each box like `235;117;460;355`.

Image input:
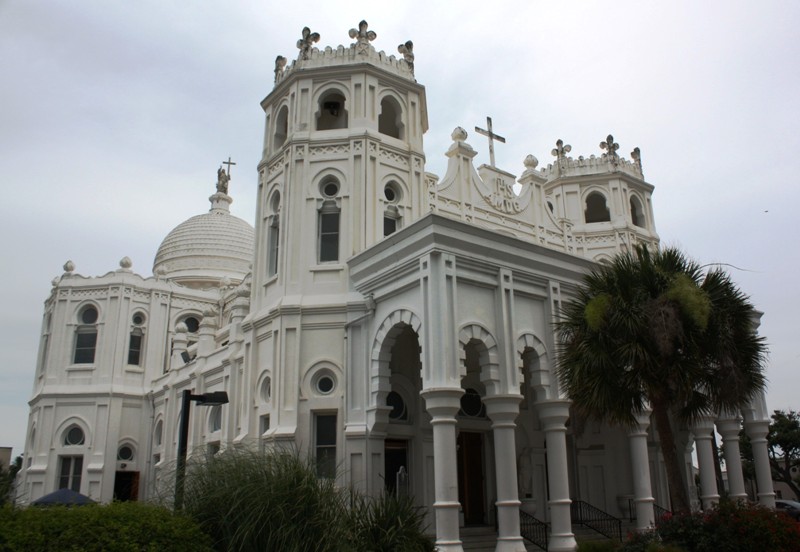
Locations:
174;390;229;510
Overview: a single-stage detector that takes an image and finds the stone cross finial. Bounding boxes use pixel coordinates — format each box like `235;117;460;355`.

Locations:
631;147;642;173
349;20;376;55
398;40;414;74
600;134;619;160
222;156;236;177
274;55;287;83
297;27;320;60
551;139;572;161
474;117;506;168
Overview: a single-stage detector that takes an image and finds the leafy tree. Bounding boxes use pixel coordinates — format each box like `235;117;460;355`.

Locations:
739;409;800;498
556;245;767;514
0;456;22;505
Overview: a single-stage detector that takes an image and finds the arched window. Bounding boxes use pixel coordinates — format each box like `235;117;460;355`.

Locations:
267;191;281;277
383;181;402;236
318;178;341;263
630;195;645;228
316;90;348;130
378;96;404;139
154;420;163;447
73;305;98;364
127;312;146;366
208;406;222;433
273;105;289;150
584;192;611;223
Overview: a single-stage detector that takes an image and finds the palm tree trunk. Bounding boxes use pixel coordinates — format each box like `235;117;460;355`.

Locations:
651;397;691;514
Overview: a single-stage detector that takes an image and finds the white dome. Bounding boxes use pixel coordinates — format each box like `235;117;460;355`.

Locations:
153;192;254;288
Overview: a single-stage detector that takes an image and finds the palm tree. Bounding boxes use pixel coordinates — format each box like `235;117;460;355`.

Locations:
556;245;767;513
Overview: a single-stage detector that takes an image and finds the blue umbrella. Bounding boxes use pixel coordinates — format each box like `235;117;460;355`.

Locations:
31;488;96;506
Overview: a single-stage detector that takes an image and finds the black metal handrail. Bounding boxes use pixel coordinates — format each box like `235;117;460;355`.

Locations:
519;510;549;551
570;500;623;541
627;498;672;524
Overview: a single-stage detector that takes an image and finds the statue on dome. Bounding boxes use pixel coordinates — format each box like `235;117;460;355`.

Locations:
216;166;230;194
274;55;287;83
349;20;376;55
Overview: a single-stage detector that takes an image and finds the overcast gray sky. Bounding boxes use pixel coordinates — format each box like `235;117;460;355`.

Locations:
1;1;798;456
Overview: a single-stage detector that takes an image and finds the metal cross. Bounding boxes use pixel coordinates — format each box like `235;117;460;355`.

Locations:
474;117;506;168
222;156;236;177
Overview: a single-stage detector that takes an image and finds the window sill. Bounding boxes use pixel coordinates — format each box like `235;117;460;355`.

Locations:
124;366;144;374
310;264;344;273
66;364;96;372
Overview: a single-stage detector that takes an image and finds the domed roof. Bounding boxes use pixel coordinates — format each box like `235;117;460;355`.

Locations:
153;188;254;289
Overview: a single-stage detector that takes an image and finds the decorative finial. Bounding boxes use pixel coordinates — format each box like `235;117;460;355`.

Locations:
551;139;572;161
474;117;506;168
297;27;320;60
274;55;287;83
523;154;539;170
175;322;188;334
349;20;376;55
631;147;642;173
51;277;59;287
119;256;132;270
600;134;619;161
451;127;468;141
155;266;167;280
63;260;75;273
220;276;231;289
398;40;414;74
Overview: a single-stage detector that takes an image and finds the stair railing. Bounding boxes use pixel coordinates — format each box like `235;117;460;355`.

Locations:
519;510;549;551
570;500;623;541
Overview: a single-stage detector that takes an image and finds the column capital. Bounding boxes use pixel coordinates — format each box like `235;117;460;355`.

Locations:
483;394;522;424
535;399;571;429
627;409;652;437
691;414;716;436
715;417;742;440
420;387;463;419
744;418;770;440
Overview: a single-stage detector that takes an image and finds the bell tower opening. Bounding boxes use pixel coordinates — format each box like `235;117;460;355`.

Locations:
378;96;404;139
317;90;348;130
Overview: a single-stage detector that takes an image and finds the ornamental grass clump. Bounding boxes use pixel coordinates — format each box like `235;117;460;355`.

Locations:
178;448;434;551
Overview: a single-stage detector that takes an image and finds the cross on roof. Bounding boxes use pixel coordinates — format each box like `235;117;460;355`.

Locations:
222;156;236;177
474;117;506;168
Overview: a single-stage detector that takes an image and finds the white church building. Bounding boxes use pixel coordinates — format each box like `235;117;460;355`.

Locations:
19;21;775;552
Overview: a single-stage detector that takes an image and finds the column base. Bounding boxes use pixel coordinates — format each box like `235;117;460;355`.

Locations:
495;536;527;552
547;532;578;552
434;540;464;552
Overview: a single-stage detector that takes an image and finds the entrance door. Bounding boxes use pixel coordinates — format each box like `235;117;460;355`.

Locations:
384;439;409;494
457;432;485;525
113;471;139;501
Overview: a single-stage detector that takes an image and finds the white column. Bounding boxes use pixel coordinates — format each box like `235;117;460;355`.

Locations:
627;410;655;530
691;416;719;510
535;399;577;552
484;395;526;552
716;416;747;500
421;387;464;552
743;418;776;508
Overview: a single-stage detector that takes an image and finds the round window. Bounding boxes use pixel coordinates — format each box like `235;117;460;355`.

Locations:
384;186;396;202
316;374;335;394
459;388;485;418
80;306;98;324
118;445;134;461
183;316;200;333
132;312;146;326
387;391;407;421
322;180;339;198
64;426;85;446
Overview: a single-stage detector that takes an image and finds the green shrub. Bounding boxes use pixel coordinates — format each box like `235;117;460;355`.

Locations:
577;540;619;552
0;501;212;552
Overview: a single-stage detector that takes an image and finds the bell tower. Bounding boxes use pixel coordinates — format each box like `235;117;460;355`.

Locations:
251;21;428;311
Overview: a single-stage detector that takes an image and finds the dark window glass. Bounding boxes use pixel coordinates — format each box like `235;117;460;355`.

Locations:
319;212;340;262
384;216;397;237
64;426;85;446
316;414;337;478
268;224;280;277
58;456;83;492
74;332;97;364
387;391;407;421
184;317;200;333
128;333;142;365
